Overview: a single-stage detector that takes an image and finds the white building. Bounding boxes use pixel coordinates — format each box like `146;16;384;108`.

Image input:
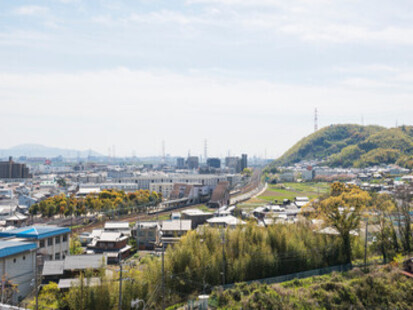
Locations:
0;241;36;304
0;226;71;261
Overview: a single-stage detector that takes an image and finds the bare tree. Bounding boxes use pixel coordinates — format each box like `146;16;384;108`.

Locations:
394;183;413;255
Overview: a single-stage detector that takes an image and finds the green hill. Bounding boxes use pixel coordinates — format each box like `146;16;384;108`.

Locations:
271;124;413;168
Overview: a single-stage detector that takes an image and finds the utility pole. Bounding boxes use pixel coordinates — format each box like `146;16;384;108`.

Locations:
364;218;369;270
35;248;39;310
136;221;140;253
221;229;225;286
162;243;165;310
119;261;123;310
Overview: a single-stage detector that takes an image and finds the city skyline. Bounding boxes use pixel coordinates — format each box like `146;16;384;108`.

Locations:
1;0;413;157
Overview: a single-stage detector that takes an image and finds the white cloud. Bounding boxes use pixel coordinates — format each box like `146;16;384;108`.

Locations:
0;30;50;47
14;5;49;16
0;68;411;156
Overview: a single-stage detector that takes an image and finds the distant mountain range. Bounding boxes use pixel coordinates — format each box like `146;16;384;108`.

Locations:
270;124;413;169
0;144;103;159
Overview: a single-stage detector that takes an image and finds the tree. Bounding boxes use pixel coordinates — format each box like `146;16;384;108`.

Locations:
56;177;67;187
394;183;413;254
29;282;61;310
0;276;17;305
242;168;253;177
371;193;398;263
314;183;371;264
70;234;84;255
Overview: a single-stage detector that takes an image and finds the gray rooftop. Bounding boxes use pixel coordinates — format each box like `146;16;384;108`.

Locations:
99;231;127;242
161;220;191;231
58;277;101;289
104;222;130;229
64;254;106;270
42;260;65;276
42;254;106;276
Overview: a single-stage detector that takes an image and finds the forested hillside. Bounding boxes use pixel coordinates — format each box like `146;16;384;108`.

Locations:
271;124;413;168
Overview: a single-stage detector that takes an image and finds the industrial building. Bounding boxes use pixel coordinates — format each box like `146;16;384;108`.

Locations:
0;241;37;304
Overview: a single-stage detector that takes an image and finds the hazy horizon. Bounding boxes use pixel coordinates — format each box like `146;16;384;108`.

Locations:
1;0;413;157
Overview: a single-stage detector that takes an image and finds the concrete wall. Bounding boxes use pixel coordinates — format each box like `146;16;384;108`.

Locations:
37;233;69;261
0;250;36;304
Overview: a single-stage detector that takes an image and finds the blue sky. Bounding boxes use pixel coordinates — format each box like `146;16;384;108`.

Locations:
1;0;413;158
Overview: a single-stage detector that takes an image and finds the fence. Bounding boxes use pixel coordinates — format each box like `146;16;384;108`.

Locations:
0;304;27;310
222;263;352;289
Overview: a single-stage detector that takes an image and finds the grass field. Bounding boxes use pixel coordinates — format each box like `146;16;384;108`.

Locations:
255;182;330;203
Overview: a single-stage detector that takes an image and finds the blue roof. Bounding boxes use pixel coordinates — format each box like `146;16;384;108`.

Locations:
0;226;71;240
0;241;36;258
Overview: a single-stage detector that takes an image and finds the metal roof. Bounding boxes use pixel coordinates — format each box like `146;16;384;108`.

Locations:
0;226;70;240
104;222;130;229
161;220;191;231
64;254;106;270
42;254;107;276
42;260;65;276
0;241;36;258
207;216;246;226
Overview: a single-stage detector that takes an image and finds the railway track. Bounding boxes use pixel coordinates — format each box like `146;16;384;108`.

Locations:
72;204;204;234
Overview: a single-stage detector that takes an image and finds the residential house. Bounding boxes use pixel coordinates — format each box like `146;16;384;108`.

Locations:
104;222;131;236
206;216;246;229
5;212;28;227
181;209;214;229
158;220;191;246
132;222;158;250
87;232;131;264
42;254;106;284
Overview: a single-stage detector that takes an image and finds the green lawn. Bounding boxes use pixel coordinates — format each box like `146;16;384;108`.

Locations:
257;182;330;203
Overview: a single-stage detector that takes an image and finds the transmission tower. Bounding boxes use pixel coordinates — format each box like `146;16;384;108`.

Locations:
314;108;318;132
204;139;208;163
162;140;166;163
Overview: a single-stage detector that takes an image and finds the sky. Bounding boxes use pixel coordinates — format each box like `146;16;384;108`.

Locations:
1;0;413;158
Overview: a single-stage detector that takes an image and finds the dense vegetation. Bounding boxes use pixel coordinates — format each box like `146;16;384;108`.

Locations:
28;189;162;217
32;223;359;309
270;124;413;168
211;265;413;309
31;183;413;309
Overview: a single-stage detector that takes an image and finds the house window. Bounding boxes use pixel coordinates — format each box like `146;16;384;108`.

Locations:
55;236;61;244
48;238;53;246
55;253;60;260
63;234;67;242
39;240;45;248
